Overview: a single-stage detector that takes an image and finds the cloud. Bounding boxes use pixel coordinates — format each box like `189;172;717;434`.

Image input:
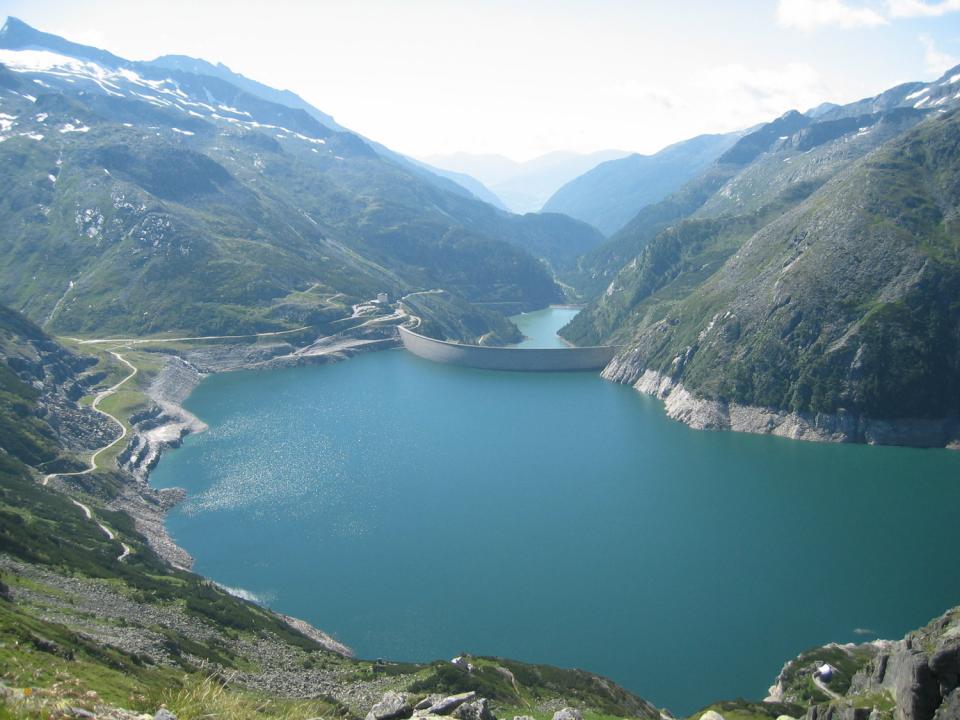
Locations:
777;0;888;30
699;62;830;130
919;33;960;74
887;0;960;17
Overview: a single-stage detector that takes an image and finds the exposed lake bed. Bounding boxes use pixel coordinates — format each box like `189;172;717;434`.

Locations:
150;308;960;714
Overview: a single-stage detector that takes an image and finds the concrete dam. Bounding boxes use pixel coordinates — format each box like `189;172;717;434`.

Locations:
398;325;618;372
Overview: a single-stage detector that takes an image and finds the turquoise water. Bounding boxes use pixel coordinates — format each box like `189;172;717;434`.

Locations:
511;306;580;348
152;308;960;714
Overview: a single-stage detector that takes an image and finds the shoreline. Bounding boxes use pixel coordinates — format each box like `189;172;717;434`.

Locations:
117;331;401;571
107;329;401;655
132;324;960;576
602;359;960;450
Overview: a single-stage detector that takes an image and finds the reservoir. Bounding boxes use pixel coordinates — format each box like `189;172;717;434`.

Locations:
151;307;960;715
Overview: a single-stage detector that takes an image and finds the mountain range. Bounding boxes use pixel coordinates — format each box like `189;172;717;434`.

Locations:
0;16;603;339
422;149;629;214
541;132;742;236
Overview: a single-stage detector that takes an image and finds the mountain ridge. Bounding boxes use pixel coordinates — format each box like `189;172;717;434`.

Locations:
0;16;605;339
561;63;960;447
542;132;742;236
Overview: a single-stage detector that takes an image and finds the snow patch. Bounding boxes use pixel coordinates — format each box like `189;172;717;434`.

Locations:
171;127;195;136
59;123;90;133
34;112;47;122
905;87;930;100
293;132;326;145
217;103;251;117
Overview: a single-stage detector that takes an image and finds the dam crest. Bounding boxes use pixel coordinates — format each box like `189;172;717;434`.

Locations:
397;325;617;372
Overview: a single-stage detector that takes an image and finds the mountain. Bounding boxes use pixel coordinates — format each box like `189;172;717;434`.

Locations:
147;53;346;132
423;149;630;214
561;65;960;446
149;54;511;211
541;132;741;236
403;156;509;209
0;17;604;337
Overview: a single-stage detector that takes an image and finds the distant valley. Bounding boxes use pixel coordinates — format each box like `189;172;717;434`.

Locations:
421;149;630;214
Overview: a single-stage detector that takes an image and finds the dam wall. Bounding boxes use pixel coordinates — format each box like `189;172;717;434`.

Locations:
398;326;617;372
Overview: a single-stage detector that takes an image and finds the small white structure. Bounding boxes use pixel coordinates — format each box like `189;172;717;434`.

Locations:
377;292;389;304
815;663;836;683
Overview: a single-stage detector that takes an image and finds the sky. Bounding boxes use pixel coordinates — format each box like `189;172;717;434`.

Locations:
1;0;959;160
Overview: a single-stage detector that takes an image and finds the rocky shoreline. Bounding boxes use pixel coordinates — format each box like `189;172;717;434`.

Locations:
602;359;960;450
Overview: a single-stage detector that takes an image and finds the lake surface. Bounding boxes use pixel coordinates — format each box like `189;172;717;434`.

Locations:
152;307;960;714
511;306;579;348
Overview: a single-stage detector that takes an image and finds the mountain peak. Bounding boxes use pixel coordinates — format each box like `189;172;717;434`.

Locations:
0;15;128;68
0;15;34;40
936;62;960;84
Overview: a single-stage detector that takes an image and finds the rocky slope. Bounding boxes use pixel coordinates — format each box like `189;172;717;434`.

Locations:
762;607;960;720
563;66;960;447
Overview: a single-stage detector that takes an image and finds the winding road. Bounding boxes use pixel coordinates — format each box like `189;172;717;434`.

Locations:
43;350;137;485
44;348;139;562
40;308;393;563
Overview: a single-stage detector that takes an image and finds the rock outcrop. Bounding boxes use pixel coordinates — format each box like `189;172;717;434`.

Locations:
609;366;960;450
366;691;414;720
847;610;960;720
769;608;960;720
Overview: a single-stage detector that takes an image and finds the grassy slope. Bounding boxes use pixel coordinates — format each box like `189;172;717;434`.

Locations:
0;65;566;338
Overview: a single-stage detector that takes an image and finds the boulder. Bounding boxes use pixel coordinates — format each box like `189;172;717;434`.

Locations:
367;692;414;720
894;653;942;720
155;710;177;720
426;692;477;716
931;640;960;696
454;698;496;720
934;687;960;720
416;696;443;712
700;712;725;720
553;709;583;720
64;709;96;719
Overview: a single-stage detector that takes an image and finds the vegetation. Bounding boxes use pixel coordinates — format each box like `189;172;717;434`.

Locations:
0;33;582;338
565;101;960;422
403;291;523;345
